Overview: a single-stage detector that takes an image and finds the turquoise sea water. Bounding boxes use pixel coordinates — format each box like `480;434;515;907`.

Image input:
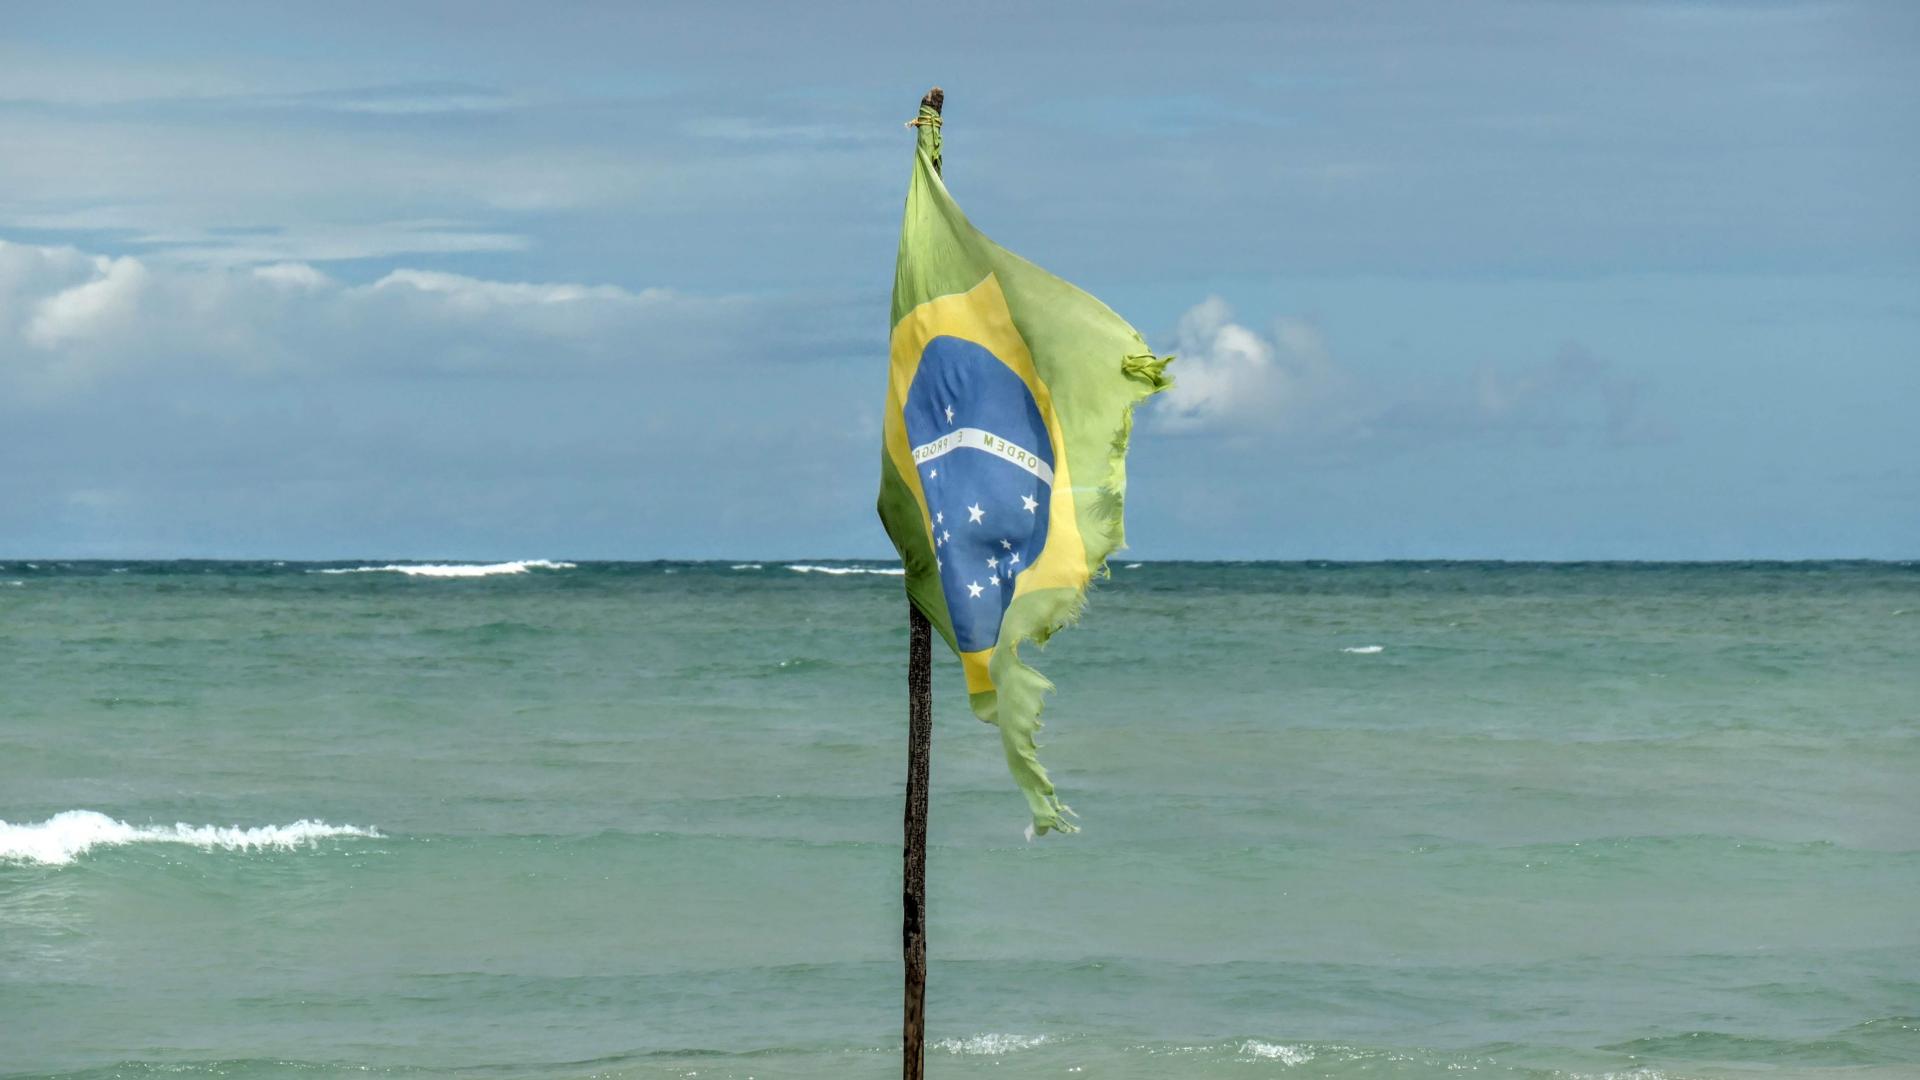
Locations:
2;560;1916;1079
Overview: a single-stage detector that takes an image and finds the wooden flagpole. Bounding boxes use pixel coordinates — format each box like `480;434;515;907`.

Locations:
902;83;943;1080
904;603;932;1079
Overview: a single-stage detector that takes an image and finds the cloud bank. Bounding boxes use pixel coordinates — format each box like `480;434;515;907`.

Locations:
0;236;883;558
1151;296;1659;450
0;239;758;396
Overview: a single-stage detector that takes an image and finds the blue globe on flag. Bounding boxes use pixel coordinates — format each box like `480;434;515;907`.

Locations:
903;335;1054;652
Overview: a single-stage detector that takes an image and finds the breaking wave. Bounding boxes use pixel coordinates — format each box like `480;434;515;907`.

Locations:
312;560;576;578
1240;1040;1314;1064
785;564;905;576
934;1034;1049;1055
0;810;380;866
1342;645;1384;654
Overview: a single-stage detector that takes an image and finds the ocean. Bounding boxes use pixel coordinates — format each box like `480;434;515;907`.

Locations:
2;559;1916;1079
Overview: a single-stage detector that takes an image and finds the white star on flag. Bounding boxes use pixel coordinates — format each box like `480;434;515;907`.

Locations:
942;530;951;543
967;504;985;523
945;404;955;423
935;511;943;524
1021;494;1038;512
929;469;937;478
966;581;983;598
1000;539;1012;550
1009;552;1021;564
986;556;998;569
989;575;999;586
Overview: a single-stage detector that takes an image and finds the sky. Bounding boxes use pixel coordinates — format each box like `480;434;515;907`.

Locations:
1;1;1915;560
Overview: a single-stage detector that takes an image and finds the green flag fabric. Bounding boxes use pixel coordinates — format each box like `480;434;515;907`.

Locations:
877;105;1171;836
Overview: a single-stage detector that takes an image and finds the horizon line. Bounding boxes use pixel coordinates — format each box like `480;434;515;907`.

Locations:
3;556;1914;566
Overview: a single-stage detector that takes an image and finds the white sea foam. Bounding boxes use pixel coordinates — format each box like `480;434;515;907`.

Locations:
0;810;379;866
730;563;764;570
313;559;575;578
4;580;21;587
785;564;906;576
1240;1041;1314;1064
1125;562;1144;569
1342;645;1384;654
935;1034;1049;1055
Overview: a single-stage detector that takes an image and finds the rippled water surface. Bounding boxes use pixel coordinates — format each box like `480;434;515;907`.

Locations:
2;560;1916;1078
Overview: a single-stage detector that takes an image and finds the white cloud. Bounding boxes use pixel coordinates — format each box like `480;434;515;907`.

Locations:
250;262;331;289
1153;296;1348;436
0;46;278;105
1150;296;1655;450
372;268;655;307
25;255;148;347
141;223;532;267
0;238;749;397
2;213;532;268
0;110;641;262
0;235;876;559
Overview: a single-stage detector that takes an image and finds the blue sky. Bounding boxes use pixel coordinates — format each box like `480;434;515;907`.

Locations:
1;1;1914;559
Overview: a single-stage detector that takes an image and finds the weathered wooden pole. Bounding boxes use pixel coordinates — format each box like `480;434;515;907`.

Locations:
902;83;943;1080
903;604;932;1079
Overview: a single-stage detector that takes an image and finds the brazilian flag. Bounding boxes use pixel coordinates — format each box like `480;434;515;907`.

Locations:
877;99;1171;836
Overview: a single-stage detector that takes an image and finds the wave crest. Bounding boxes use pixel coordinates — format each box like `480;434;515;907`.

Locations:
785;564;905;576
1240;1040;1314;1064
934;1034;1048;1055
313;560;575;578
0;810;380;866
